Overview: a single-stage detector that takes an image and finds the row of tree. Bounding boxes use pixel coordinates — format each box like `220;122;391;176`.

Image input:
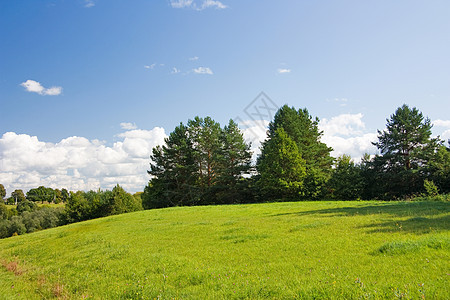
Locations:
143;118;252;208
143;104;449;207
0;185;70;205
0;185;142;239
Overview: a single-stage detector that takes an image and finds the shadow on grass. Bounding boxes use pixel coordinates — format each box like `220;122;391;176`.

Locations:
360;214;450;234
271;201;450;234
272;201;449;217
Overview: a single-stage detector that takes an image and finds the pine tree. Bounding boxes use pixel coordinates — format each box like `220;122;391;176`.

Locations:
144;123;198;208
257;128;307;200
372;104;442;198
264;105;333;198
215;119;252;203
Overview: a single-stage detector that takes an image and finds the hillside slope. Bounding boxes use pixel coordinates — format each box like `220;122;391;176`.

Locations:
0;201;449;299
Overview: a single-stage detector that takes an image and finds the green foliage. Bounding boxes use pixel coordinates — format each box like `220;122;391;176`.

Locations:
0;184;6;200
16;200;38;214
145;117;253;209
0;202;8;219
7;216;26;236
11;189;26;204
60;186;142;225
259;105;333;199
429;145;450;194
257;128;306;200
214;119;252;204
26;186;55;204
145;123;199;208
328;155;364;200
371;104;442;199
424;179;439;197
61;188;70;203
110;184;142;214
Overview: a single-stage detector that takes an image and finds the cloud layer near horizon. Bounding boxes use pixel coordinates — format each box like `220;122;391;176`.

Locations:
2;114;448;196
0;127;167;195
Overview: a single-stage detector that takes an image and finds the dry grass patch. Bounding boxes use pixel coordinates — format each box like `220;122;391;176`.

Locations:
1;258;24;276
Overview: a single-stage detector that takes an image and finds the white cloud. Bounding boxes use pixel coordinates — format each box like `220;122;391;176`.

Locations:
321;133;378;161
441;129;450;141
170;0;194;8
200;0;227;9
0;126;167;195
189;56;199;61
277;68;291;74
171;67;181;74
144;63;156;69
20;80;62;96
170;0;227;10
84;0;95;8
120;122;137;130
193;67;213;75
320;113;365;136
433;119;450;128
319;113;377;160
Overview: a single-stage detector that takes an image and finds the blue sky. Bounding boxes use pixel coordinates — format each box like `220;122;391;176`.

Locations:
1;0;450;194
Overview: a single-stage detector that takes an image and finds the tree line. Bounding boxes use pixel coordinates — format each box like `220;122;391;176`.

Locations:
0;185;142;239
142;104;449;208
1;103;449;238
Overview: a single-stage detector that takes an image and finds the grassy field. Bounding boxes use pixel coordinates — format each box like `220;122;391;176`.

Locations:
0;201;448;299
5;203;65;209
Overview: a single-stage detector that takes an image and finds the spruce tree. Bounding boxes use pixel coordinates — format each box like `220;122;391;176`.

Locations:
215;119;252;203
263;105;333;198
372;104;442;198
257;128;307;200
144;123;198;208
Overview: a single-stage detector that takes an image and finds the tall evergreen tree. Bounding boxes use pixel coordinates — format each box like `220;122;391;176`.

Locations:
371;104;442;198
188;116;222;191
264;105;333;198
144;117;253;208
257;128;307;200
144;123;198;208
215;119;252;203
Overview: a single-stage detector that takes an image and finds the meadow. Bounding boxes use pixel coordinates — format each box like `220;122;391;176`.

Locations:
0;201;448;299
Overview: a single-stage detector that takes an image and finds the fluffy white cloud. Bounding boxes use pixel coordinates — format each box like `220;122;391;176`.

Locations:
277;68;291;74
319;113;377;160
441;129;450;141
433;119;450;128
0;127;167;195
171;67;181;74
20;80;62;96
193;67;213;75
320;113;365;136
189;56;199;61
120;122;137;130
170;0;227;10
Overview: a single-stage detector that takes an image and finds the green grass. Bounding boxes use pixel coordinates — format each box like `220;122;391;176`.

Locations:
5;202;65;209
0;201;449;299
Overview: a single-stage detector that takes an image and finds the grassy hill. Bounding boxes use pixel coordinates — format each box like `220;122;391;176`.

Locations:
0;201;449;299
